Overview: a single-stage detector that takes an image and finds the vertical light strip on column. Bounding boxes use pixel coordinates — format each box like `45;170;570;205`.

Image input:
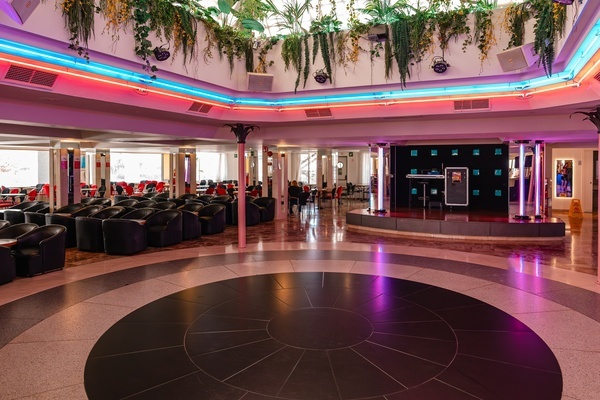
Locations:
514;141;530;220
534;141;543;218
377;144;385;213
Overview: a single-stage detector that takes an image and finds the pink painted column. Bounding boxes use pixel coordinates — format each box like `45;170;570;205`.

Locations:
238;142;246;248
226;124;259;249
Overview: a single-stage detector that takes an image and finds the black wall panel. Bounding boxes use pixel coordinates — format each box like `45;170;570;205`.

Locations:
391;144;509;211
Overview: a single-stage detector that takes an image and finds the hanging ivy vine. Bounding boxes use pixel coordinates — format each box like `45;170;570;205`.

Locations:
473;0;497;68
435;4;472;53
501;1;532;49
391;16;411;88
61;0;96;60
532;0;566;77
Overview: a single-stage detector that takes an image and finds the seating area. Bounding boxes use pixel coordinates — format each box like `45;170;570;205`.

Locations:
0;193;280;284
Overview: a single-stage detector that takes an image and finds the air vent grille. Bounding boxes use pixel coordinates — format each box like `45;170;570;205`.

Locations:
4;65;57;87
188;102;213;114
305;108;333;118
594;71;600;83
453;99;490;111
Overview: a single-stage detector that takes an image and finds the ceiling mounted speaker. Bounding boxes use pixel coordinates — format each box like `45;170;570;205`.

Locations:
496;43;538;72
247;73;273;92
0;0;40;24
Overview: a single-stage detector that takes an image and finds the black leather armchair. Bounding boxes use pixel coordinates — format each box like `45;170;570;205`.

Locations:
177;203;203;241
24;206;50;226
45;205;104;248
12;225;67;277
210;199;234;225
252;197;276;222
0;201;39;220
0;223;38;239
232;201;262;226
121;208;156;220
102;219;147;255
75;207;126;252
133;200;157;208
114;199;139;207
113;195;130;203
90;198;112;207
152;201;177;210
0;246;16;284
198;204;226;235
3;202;48;225
54;203;85;214
198;194;214;203
0;220;9;230
146;210;183;247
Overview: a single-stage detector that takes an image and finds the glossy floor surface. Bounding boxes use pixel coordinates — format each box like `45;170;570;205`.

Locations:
0;201;598;400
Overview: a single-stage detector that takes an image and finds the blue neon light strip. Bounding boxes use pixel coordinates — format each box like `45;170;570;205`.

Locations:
0;17;598;109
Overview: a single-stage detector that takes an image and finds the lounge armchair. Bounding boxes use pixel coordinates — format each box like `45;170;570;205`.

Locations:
102;219;147;255
178;203;204;240
146;210;183;247
232;201;262;226
45;205;104;247
121;208;156;220
12;225;67;276
252;197;276;222
75;207;126;252
197;204;226;235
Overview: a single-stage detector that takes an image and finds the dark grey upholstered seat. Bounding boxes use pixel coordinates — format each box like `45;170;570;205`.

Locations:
114;199;139;207
75;207;126;252
232;201;262;226
89;198;112;207
177;203;204;212
142;192;157;198
81;197;96;205
152;201;177;210
146;210;183;247
210;199;234;225
155;192;170;199
45;205;104;248
102;219;147;255
252;197;276;222
12;224;66;277
297;191;311;212
197;204;226;235
0;220;9;230
120;208;156;220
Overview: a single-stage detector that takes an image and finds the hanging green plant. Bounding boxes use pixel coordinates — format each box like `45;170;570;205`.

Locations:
131;0;157;77
214;24;254;74
303;34;310;87
408;5;435;65
435;4;472;53
531;0;566;77
254;37;278;73
61;0;96;61
501;1;532;49
391;15;411;87
473;0;497;68
98;0;131;41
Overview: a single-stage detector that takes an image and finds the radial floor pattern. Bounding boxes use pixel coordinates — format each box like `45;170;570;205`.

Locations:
84;272;562;400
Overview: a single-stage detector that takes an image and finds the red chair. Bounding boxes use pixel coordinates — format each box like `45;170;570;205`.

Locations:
205;187;215;195
156;182;165;193
27;189;37;201
303;185;310;192
334;186;344;205
124;185;134;196
137;183;145;193
250;189;259;197
216;187;227;195
90;184;97;198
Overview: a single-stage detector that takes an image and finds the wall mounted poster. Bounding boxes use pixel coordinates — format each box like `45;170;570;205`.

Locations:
556;159;572;197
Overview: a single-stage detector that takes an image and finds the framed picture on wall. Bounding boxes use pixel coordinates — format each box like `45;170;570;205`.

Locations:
556;159;573;198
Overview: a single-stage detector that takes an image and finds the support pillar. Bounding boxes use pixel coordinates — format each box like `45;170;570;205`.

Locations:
262;147;270;197
54;143;81;207
272;153;286;219
92;149;110;199
226;124;259;249
282;151;288;214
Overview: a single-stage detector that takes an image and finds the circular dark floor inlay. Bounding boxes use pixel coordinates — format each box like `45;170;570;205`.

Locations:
267;307;373;350
84;271;563;400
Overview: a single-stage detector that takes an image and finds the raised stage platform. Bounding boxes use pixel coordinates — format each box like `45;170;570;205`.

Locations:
346;208;565;239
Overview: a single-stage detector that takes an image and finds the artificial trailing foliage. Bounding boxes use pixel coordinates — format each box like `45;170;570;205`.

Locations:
473;0;497;67
391;16;411;87
435;3;472;53
254;37;278;73
61;0;96;60
532;0;557;76
501;1;532;49
98;0;131;41
214;24;254;74
408;6;435;65
131;0;157;77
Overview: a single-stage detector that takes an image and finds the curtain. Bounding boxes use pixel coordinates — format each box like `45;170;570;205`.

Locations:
359;151;371;185
217;153;227;181
290;152;301;183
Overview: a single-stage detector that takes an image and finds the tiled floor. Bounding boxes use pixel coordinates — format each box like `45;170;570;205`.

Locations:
0;202;598;399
